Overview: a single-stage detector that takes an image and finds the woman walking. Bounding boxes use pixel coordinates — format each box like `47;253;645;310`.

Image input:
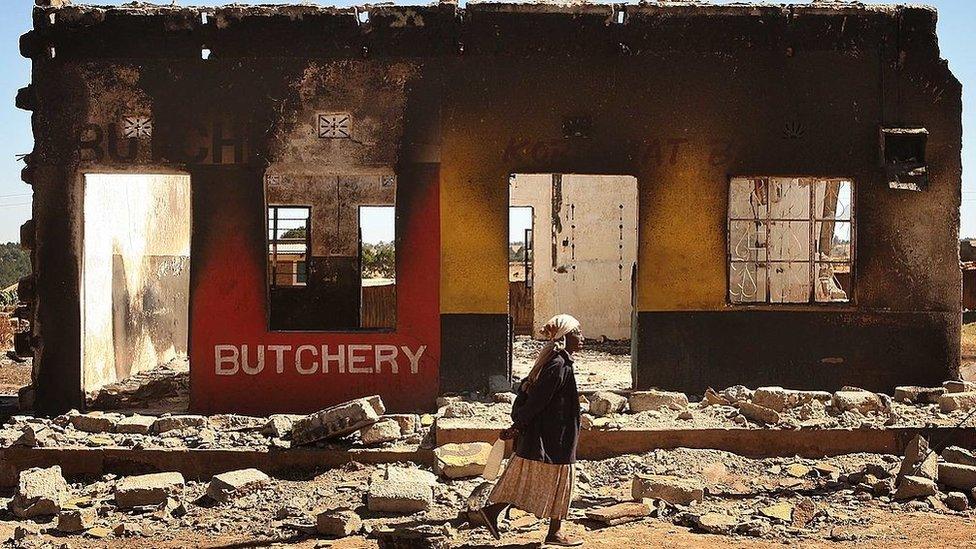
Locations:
480;314;584;547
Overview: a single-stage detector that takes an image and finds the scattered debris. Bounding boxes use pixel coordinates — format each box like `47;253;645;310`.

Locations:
316;508;363;537
736;401;780;425
360;418;403;445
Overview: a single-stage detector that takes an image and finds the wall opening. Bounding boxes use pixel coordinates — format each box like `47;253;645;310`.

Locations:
509;173;638;391
264;174;396;331
509;206;534;337
359;205;396;329
81;173;191;394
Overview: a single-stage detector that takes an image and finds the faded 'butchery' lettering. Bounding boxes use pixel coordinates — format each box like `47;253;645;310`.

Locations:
214;344;427;376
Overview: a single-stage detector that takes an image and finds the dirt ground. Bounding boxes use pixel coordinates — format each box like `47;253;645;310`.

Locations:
512;336;632;391
0;354;29;396
8;511;976;549
4;447;976;548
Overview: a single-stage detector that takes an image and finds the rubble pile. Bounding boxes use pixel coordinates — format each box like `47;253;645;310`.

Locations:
439;379;976;432
0;395;431;453
0;441;974;545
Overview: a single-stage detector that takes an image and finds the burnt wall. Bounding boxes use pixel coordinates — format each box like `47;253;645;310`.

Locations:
19;2;962;412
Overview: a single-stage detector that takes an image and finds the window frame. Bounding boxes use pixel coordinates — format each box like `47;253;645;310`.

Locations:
726;176;856;307
266;204;311;290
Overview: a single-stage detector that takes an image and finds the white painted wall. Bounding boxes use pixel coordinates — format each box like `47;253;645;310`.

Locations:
511;174;638;340
82;174;191;392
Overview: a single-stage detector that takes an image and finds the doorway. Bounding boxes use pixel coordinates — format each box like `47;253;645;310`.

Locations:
81;173;191;394
509;173;638;390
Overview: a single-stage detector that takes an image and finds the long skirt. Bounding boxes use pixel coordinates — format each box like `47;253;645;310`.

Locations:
487;455;575;519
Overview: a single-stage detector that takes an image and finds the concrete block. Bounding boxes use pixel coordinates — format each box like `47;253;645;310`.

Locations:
938;462;976;491
943;446;976;468
736;401;780;425
386;414;421;435
57;508;97;533
70;412;119;433
372;466;437;487
720;385;753;403
584;501;652;525
152;415;209;434
589;391;627;417
433;442;492;479
897;435;937;481
206;468;270;503
752;387;830;412
368;480;433;514
632;474;704;505
946;491;969;511
832;391;885;414
360;419;402;445
9;465;69;518
316;509;362;537
893;475;937;500
628;390;688;412
944;380;976;393
939;392;976;413
893;386;945;404
116;415;155;435
292;397;384;445
115;472;185;508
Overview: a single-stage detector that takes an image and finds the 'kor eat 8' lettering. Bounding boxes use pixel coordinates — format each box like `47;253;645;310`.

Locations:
214;344;427;376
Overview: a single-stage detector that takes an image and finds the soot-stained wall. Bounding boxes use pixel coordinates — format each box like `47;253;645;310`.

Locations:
19;2;962;414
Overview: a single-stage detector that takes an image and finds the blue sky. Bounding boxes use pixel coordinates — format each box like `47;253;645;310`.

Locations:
1;0;973;244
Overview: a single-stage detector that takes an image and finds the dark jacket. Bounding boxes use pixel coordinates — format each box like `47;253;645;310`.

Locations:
511;349;580;465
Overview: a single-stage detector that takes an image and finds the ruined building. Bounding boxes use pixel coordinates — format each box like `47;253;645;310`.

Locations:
14;2;962;415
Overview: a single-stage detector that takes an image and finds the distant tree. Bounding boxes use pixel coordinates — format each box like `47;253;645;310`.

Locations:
279;227;307;240
362;241;395;278
0;243;29;291
510;243;527;262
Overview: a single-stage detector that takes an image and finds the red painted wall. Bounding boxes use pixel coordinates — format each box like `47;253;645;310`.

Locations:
189;165;440;414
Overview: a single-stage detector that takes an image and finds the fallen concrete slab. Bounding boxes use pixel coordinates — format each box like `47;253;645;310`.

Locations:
435;419;976;459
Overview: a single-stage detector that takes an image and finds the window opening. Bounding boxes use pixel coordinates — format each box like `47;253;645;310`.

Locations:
728;177;853;304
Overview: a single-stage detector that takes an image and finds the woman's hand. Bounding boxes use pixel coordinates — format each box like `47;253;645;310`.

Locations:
499;426;519;440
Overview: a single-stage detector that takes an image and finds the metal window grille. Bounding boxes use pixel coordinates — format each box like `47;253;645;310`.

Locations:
267;205;311;289
728;177;854;304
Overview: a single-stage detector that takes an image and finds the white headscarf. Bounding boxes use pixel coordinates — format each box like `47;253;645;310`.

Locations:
523;314;581;391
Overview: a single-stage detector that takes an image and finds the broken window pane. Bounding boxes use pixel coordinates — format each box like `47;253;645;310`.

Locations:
729;262;767;303
728;176;853;304
815;179;852;220
814;221;852;263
